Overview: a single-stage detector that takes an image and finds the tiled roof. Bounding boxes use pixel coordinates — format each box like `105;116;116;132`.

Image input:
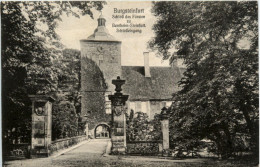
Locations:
121;66;184;101
87;26;117;41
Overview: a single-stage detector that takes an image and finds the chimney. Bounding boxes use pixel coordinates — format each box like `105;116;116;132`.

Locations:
144;52;151;77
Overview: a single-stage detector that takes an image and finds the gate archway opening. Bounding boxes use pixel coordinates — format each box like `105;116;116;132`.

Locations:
94;124;110;139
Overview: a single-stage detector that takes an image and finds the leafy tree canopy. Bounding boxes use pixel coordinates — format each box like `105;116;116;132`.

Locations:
52;100;78;140
150;1;258;158
2;1;104;144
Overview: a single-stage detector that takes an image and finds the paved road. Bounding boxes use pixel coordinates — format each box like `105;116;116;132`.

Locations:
4;139;111;167
4;139;244;167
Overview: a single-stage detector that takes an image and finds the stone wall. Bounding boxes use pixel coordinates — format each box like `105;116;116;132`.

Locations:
80;41;122;93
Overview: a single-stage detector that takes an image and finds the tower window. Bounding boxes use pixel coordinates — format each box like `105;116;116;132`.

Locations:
99;54;104;65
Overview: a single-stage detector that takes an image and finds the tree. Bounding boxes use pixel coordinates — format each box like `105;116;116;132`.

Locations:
2;1;104;146
54;49;81;113
52;101;78;140
150;1;258;158
51;48;83;140
126;112;161;142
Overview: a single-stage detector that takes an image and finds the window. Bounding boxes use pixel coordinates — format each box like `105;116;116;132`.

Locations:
162;101;172;108
129;102;136;111
136;101;142;112
129;102;136;114
105;101;111;114
99;54;104;65
105;92;111;114
99;54;104;60
141;102;147;114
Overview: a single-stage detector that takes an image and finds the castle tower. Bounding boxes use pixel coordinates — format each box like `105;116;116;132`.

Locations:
80;15;121;133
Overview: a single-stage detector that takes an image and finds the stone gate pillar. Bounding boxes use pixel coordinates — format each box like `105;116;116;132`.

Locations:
29;95;55;158
108;76;129;154
160;107;169;156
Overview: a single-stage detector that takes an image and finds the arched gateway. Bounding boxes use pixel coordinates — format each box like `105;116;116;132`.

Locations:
94;124;110;139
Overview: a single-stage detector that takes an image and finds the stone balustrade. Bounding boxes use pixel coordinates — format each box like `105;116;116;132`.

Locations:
48;135;88;155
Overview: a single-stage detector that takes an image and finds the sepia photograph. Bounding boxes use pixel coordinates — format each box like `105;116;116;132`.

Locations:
1;1;259;166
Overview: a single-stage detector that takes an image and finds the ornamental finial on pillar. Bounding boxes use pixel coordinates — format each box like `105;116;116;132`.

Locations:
160;107;169;120
112;76;125;95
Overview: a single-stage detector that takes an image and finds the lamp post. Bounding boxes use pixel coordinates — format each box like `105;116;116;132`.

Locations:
160;107;170;156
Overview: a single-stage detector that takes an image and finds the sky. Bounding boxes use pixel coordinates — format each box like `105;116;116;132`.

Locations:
56;1;170;66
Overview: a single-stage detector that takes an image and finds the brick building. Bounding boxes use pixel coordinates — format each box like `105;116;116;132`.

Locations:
80;15;184;138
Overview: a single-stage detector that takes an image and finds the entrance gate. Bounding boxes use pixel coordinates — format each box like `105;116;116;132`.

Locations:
95;124;110;138
29;95;55;158
109;76;170;155
126;112;162;155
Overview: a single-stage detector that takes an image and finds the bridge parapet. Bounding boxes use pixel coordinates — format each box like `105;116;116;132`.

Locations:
48;135;88;155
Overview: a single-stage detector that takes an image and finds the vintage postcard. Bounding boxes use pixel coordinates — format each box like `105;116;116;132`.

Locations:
2;1;258;166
